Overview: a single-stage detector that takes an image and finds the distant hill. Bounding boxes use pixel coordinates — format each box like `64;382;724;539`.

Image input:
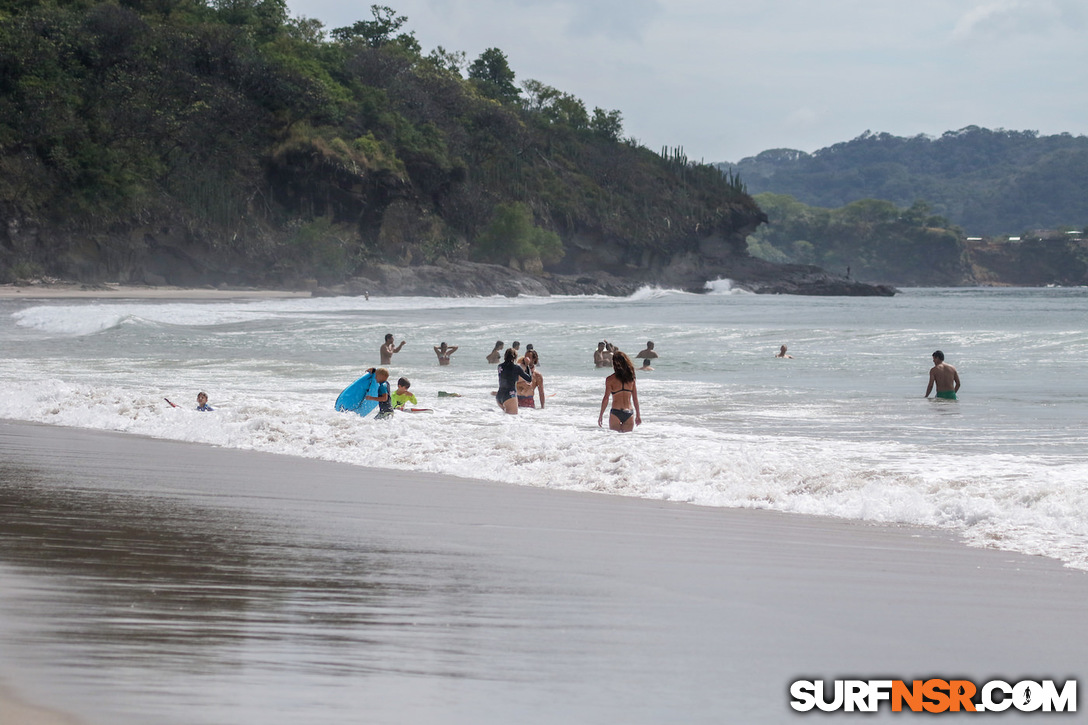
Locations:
720;127;1088;236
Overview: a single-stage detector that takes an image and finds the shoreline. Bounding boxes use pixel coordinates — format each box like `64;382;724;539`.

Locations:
0;282;312;300
0;259;897;298
2;413;1086;574
4;279;1077;303
2;420;1086;723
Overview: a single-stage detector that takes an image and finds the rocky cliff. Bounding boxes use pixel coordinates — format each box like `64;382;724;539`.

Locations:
967;237;1088;286
2;208;895;297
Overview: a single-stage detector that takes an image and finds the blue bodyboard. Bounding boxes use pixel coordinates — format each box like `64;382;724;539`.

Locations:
335;371;379;417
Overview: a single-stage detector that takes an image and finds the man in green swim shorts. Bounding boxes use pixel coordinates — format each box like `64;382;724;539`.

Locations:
925;350;961;400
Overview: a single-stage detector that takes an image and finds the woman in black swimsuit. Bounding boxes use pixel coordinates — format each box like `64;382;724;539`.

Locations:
496;347;533;414
598;351;641;432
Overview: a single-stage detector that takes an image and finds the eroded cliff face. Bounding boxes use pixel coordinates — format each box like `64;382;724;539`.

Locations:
1;210;268;287
0;183;892;296
548;201;768;283
967;238;1088;286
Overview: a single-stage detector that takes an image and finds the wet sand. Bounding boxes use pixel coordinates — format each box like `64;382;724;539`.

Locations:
1;420;1085;724
0;684;84;725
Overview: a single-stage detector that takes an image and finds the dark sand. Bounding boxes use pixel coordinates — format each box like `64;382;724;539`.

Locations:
1;421;1084;724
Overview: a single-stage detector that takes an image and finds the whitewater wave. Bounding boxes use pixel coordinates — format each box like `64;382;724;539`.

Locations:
703;278;751;295
3;376;1087;572
626;285;687;301
9;295;577;337
12;307;137;336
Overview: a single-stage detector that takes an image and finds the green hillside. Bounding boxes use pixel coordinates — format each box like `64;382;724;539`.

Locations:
0;0;764;288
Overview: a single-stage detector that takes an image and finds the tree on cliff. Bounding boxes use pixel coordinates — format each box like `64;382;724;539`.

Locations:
330;4;419;54
468;47;520;103
474;203;563;272
590;107;623;141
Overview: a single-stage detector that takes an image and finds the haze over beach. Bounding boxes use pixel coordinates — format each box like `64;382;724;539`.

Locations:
284;0;1088;161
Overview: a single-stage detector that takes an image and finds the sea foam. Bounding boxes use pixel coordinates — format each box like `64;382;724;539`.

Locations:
4;289;1088;572
3;374;1087;572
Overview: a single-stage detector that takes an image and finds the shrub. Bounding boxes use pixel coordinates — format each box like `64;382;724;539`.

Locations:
473;202;563;268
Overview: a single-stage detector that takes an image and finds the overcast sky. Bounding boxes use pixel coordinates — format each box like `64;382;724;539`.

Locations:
284;0;1088;162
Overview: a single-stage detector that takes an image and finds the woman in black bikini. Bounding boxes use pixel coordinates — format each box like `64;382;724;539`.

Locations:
598;351;641;432
496;347;533;414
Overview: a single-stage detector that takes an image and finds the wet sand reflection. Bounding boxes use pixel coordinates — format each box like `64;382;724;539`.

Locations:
0;446;603;698
0;424;636;724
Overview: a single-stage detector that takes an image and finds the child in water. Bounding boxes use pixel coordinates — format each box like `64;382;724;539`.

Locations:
196;392;214;412
364;368;394;419
390;377;418;410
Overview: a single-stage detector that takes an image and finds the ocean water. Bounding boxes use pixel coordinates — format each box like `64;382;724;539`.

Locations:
3;284;1087;569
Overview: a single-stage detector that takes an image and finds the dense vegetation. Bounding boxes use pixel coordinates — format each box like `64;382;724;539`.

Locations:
0;0;761;286
723;128;1088;236
747;195;971;285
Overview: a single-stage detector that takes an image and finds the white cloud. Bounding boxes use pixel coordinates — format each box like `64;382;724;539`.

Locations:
518;0;663;41
785;106;821;129
953;1;1011;40
951;0;1085;40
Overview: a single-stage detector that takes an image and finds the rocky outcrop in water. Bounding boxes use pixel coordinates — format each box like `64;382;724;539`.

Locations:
310;259;895;298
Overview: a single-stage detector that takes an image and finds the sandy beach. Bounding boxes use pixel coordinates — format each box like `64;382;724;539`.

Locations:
1;420;1085;724
0;684;85;725
0;282;311;300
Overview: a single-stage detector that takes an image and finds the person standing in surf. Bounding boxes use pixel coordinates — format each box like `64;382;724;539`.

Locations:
594;341;615;368
496;348;533;414
636;341;658;370
433;342;459;366
380;334;406;365
486;341;504;364
925;350;961;400
515;350;545;409
599;351;641;432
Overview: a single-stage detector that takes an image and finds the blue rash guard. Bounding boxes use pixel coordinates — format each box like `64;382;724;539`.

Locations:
375;381;393;414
